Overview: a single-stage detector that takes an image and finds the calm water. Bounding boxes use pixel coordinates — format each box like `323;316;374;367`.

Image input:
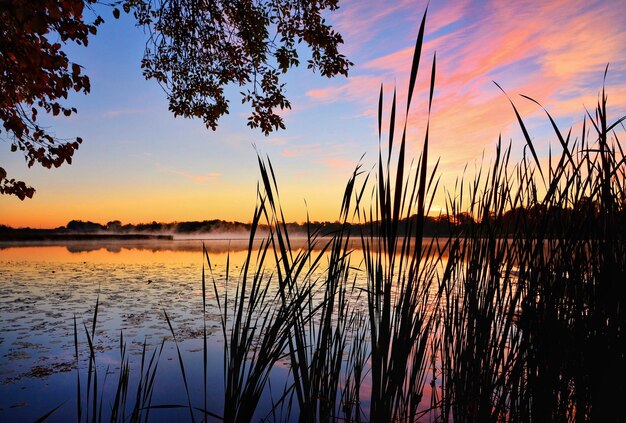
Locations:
0;240;290;422
0;238;444;422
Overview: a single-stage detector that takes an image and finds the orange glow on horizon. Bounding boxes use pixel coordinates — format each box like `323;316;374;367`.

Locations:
1;0;625;229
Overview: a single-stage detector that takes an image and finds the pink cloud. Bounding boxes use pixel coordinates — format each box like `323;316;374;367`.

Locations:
308;0;626;175
306;75;384;104
281;143;323;158
332;0;416;55
281;141;362;174
333;0;470;56
158;165;222;183
316;157;360;172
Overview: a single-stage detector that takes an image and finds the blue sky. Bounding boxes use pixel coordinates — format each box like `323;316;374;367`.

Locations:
2;0;626;228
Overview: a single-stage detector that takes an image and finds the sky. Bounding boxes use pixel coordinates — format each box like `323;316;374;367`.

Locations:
2;0;626;228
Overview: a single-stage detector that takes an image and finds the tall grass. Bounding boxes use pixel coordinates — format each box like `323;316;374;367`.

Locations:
436;76;626;421
48;7;626;422
356;12;446;422
210;23;625;420
69;295;165;423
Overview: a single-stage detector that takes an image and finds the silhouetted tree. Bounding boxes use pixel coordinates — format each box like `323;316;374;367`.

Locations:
1;0;351;199
0;0;101;199
130;0;353;134
106;220;123;231
66;219;106;232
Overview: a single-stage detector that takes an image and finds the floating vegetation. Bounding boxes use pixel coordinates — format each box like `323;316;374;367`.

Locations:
1;7;625;422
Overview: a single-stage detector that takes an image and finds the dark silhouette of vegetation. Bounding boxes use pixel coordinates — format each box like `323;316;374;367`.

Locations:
1;0;351;199
2;206;615;241
129;0;353;134
0;215;455;241
10;7;626;423
0;0;99;199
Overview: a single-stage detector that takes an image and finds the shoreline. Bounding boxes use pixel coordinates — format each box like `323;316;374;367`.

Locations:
0;233;174;242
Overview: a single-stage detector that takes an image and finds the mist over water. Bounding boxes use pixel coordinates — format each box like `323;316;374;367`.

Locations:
0;239;356;421
0;237;446;421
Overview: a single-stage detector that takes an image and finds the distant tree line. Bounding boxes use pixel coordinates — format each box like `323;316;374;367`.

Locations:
0;216;451;237
1;199;617;239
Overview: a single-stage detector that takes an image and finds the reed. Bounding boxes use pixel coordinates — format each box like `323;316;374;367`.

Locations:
436;74;626;422
354;9;447;421
206;193;311;422
254;155;359;422
68;295;165;423
42;7;626;422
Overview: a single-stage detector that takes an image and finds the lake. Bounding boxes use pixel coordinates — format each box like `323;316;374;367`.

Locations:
0;238;389;422
1;238;450;422
0;240;284;421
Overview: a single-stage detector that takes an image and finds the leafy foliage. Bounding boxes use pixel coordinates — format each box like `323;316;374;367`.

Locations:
0;0;101;199
1;0;352;199
127;0;353;134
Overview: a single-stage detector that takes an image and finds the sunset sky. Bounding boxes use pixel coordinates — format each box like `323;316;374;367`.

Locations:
2;0;626;228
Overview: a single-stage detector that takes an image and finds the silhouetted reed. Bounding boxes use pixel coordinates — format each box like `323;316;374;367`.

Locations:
39;7;626;422
435;74;626;422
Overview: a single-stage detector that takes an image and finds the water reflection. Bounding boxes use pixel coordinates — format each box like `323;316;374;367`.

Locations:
0;239;257;264
0;238;447;421
0;237;446;260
